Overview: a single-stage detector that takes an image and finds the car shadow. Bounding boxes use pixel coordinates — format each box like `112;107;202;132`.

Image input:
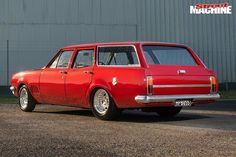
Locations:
34;109;94;117
186;101;236;112
34;109;210;123
116;110;210;123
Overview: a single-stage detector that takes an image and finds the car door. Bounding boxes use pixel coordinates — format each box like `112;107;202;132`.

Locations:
40;50;74;105
65;48;95;107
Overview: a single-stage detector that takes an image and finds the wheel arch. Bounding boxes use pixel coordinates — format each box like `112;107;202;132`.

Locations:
87;84;119;108
16;76;29;96
17;83;27;96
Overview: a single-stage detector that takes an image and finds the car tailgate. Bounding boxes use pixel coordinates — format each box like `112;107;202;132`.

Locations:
146;65;212;95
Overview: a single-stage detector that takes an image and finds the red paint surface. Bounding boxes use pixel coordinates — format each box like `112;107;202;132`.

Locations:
11;42;219;109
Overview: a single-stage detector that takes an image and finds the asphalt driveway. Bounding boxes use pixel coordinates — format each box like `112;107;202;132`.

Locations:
0;101;235;157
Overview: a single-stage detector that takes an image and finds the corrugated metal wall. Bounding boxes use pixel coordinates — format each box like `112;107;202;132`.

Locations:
0;0;235;85
136;0;236;84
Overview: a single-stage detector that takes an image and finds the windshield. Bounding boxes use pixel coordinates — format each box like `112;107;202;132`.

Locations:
143;46;197;66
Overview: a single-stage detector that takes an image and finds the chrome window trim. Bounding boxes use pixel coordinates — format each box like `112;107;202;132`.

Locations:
153;84;211;88
96;45;141;67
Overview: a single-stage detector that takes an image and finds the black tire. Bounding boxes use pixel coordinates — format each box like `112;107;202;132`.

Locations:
18;85;36;112
91;89;120;120
155;106;182;117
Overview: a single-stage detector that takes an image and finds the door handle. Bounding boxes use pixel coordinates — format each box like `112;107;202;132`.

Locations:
60;71;68;74
83;71;93;75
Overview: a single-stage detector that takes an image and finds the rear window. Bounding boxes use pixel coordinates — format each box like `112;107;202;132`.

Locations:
143;46;197;65
98;46;139;66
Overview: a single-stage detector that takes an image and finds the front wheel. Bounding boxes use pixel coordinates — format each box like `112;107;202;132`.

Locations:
91;89;120;120
155;106;182;117
18;85;36;112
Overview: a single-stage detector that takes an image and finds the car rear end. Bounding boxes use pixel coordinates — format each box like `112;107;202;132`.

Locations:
135;43;220;107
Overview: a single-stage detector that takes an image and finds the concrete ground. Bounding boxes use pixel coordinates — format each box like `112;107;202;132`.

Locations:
0;102;235;157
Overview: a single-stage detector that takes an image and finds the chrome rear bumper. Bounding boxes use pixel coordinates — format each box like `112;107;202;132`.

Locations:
135;93;220;103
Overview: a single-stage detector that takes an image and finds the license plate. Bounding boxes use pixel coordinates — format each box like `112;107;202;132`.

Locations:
175;100;192;107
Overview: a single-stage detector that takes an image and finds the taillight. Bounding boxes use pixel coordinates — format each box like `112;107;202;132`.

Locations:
210;76;216;93
147;76;153;95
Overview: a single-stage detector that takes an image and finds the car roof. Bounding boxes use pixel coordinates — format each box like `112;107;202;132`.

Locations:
62;41;186;49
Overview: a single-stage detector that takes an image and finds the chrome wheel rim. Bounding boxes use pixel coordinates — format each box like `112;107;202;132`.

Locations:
20;88;28;109
93;89;110;115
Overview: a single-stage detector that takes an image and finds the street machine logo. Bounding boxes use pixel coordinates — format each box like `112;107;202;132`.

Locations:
190;2;232;14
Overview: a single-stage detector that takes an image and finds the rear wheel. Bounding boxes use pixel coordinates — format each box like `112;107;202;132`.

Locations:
18;85;36;112
155;106;182;117
91;89;120;120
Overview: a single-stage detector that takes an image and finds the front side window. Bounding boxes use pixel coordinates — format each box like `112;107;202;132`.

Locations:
56;51;73;68
73;50;94;68
143;46;197;65
98;46;139;66
49;55;60;68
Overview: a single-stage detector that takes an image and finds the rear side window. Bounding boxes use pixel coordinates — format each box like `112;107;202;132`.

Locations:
98;46;139;66
73;50;94;68
143;46;197;65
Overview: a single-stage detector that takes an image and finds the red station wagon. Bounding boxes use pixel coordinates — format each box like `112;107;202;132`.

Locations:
10;42;220;120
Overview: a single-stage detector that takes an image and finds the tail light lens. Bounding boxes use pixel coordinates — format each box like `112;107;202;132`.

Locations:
147;76;153;95
210;76;216;93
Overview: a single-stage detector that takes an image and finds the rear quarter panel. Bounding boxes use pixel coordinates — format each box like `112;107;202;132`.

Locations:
88;67;146;108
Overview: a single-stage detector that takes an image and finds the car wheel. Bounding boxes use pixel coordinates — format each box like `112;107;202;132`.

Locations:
18;85;36;112
155;106;182;117
91;89;120;120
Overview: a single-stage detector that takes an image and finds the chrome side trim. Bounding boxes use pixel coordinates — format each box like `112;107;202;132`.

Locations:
10;86;16;94
135;93;220;103
153;84;211;88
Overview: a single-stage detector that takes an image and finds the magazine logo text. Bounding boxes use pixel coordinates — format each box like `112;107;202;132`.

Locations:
190;2;232;14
